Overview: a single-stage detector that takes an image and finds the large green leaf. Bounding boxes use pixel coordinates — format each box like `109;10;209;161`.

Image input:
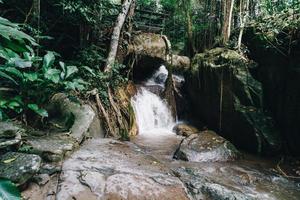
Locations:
1;37;29;53
23;72;38;82
65;66;78;79
0;179;21;200
0;17;36;46
7;57;32;69
42;51;55;70
4;67;23;78
82;66;96;76
0;70;17;84
27;104;48;117
44;68;61;83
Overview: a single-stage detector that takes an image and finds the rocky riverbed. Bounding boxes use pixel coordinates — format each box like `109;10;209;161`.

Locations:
18;127;300;200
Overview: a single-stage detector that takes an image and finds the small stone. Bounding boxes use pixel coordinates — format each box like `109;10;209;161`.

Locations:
33;174;50;186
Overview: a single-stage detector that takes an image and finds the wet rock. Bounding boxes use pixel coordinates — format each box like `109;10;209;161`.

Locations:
185;48;281;154
39;163;61;175
173;162;300;200
49;93;103;142
244;28;300;155
155;73;168;84
174;130;240;162
32;174;51;186
0;122;21;138
0;152;41;185
127;33;190;70
22;173;59;200
0;122;23;149
20;134;78;162
56;139;190;200
143;85;164;96
173;124;199;137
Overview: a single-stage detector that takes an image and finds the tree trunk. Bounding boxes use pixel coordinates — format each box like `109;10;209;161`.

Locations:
186;11;195;56
237;0;249;51
222;0;234;44
104;0;134;72
32;0;40;55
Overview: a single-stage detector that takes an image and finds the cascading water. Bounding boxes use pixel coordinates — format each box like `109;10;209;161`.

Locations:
131;66;176;135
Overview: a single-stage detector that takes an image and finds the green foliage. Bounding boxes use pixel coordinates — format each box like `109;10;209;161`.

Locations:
75;45;128;106
260;0;300;15
0;179;20;200
58;0;120;26
76;45;106;69
248;7;299;55
0;17;87;120
18;144;33;153
79;61;128;106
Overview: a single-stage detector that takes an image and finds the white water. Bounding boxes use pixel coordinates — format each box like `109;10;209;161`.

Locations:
145;65;169;88
131;65;176;135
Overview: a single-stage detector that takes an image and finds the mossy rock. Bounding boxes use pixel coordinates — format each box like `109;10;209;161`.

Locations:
0;152;41;185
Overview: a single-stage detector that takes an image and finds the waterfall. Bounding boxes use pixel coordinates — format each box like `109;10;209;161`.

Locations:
131;66;175;135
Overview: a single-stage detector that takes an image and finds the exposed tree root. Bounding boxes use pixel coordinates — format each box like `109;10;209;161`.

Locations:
276;156;300;180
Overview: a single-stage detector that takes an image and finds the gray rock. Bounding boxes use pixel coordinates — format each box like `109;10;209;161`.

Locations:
49;93;104;143
127;33;190;70
174;131;240;162
32;174;50;186
56;139;190;200
39;163;61;175
174;167;255;200
0;122;19;138
155;73;168;84
185;48;281;154
173;163;300;200
173;123;199;137
0;152;41;185
0;122;23;149
20;134;78;162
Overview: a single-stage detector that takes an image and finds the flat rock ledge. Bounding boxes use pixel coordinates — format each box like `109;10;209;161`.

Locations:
55;139;190;200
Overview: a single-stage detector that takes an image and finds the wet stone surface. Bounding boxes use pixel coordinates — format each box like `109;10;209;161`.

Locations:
0;152;41;185
21;133;300;200
174;130;240;162
21;134;78;162
56;139;190;200
173;124;200;137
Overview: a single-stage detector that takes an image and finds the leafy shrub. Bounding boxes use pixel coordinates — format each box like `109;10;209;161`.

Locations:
0;17;87;120
0;179;20;200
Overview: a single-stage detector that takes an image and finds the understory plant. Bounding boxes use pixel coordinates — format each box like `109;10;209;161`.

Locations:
0;17;88;120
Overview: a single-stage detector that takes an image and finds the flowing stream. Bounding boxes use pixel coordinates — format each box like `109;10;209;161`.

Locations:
131;65;175;135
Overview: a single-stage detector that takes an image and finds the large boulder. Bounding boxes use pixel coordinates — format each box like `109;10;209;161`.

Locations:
174;130;240;162
244;28;300;155
48;93;104;142
185;48;281;154
127;33;190;82
128;33;190;68
0;152;41;185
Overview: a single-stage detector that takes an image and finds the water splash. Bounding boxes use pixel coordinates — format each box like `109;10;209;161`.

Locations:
131;65;176;135
145;65;168;87
131;88;175;135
